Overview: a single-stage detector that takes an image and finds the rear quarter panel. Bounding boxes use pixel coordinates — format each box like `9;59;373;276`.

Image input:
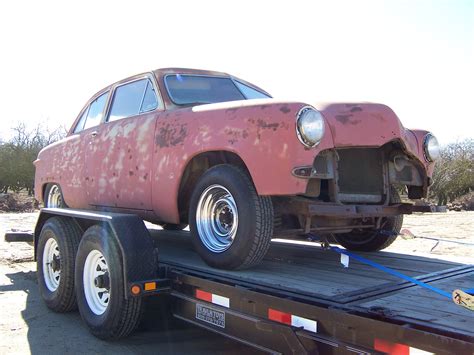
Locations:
34;135;88;207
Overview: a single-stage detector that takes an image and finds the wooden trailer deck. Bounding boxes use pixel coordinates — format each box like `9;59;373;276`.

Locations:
150;230;474;342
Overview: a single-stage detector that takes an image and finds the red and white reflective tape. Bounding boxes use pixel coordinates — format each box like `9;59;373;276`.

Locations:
374;339;434;355
195;289;230;308
268;308;317;333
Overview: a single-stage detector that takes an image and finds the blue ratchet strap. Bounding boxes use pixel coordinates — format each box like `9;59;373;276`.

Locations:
330;246;452;299
465;288;474;295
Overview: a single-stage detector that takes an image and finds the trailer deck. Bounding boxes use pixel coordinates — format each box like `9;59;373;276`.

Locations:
151;229;474;343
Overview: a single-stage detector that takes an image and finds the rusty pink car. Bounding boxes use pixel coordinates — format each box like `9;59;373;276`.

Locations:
34;68;439;269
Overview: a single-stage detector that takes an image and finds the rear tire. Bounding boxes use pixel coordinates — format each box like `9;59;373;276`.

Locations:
334;188;403;251
44;184;68;208
37;217;81;312
75;225;143;339
189;164;274;270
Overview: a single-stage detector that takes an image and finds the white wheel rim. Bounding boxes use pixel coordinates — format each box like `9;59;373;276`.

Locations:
83;250;110;315
43;238;61;291
46;185;63;208
196;184;238;253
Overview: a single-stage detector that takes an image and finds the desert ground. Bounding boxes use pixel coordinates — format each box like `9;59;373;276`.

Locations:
0;211;472;354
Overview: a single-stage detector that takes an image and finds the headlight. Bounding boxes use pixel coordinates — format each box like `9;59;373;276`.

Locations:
423;133;440;162
296;106;325;147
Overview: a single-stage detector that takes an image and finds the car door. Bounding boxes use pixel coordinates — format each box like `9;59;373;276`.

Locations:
85;76;161;210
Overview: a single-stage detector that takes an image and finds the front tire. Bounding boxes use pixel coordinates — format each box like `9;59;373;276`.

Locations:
37;217;81;312
189;164;274;270
161;223;188;231
334;188;403;251
75;225;143;339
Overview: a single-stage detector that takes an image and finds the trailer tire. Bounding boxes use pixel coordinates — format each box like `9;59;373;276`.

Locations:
189;164;274;270
75;225;143;339
37;216;81;312
334;188;403;251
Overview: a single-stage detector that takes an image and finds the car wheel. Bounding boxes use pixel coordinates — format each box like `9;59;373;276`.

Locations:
189;164;274;270
75;225;143;339
161;223;188;231
334;188;403;251
45;184;68;208
37;217;81;312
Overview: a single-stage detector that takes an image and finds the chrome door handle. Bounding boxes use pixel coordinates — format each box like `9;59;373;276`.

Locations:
90;131;98;138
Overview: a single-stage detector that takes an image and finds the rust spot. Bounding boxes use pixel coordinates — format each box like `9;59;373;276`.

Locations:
129;155;133;159
129;171;134;176
155;123;188;148
279;105;291;114
224;128;249;144
113;172;116;177
116;194;119;199
85;177;89;181
335;114;352;124
260;105;268;110
143;173;148;180
257;119;279;131
350;106;362;113
136;166;139;171
127;148;131;153
225;107;239;113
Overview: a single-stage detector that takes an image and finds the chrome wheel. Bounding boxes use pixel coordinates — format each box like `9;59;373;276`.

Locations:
196;184;238;253
83;250;110;315
43;238;61;291
46;185;63;208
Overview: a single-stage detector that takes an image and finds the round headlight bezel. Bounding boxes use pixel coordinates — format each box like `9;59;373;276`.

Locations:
295;106;325;148
423;133;440;162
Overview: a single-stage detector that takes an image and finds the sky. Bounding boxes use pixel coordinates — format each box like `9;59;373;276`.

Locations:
0;0;472;145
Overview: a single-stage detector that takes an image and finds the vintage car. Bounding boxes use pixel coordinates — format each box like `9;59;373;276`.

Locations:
34;68;439;270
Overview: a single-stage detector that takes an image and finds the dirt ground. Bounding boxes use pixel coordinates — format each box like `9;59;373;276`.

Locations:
0;211;472;354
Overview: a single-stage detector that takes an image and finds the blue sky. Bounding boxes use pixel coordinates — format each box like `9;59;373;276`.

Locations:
0;0;472;145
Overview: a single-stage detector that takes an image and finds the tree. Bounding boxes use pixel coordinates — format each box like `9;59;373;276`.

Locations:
430;139;474;205
0;122;66;194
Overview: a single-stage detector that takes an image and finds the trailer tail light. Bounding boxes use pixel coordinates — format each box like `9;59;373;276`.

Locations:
144;281;156;291
131;285;141;295
374;339;434;354
268;308;317;333
195;289;230;308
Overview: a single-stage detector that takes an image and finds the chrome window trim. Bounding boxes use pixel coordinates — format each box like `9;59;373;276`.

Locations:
164;73;245;105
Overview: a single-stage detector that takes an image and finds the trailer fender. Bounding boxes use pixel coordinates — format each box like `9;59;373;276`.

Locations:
34;208;157;298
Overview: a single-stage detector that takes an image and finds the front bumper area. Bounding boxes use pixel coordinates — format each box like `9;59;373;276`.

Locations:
285;197;435;219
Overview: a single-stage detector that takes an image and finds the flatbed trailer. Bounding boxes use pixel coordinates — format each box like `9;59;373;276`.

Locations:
7;209;474;354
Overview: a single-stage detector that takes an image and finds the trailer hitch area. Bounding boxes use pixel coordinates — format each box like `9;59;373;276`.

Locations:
128;278;172;298
4;230;34;244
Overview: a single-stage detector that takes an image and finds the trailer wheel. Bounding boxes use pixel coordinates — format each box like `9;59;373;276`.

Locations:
37;217;81;312
75;225;143;339
189;164;274;270
44;184;68;208
161;223;188;231
334;188;403;251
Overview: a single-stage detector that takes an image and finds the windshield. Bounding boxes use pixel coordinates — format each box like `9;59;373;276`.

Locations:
165;74;270;105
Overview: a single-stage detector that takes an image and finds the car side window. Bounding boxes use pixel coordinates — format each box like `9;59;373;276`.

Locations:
108;79;159;122
234;81;271;99
73;107;89;133
83;92;109;130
